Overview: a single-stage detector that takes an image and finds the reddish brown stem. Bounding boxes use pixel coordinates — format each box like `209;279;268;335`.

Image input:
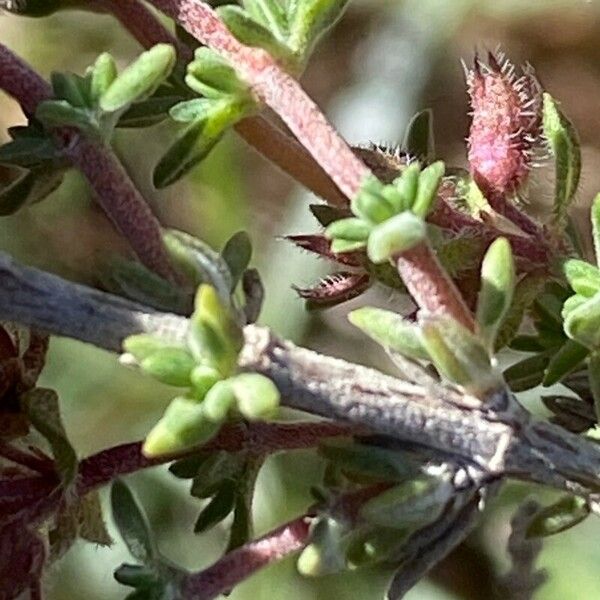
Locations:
182;515;311;600
91;0;193;60
0;441;55;476
0;43;176;280
396;241;475;331
77;421;359;494
148;0;370;200
62;135;175;280
235;116;348;206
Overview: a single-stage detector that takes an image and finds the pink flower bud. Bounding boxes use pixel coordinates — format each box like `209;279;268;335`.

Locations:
467;52;542;196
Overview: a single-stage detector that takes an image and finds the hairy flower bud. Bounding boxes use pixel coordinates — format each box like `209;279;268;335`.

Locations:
467;52;542;196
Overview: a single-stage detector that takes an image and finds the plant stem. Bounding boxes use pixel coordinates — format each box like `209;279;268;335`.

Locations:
395;241;476;331
234;116;347;206
91;0;193;60
0;441;55;475
0;43;176;280
148;0;370;200
182;514;311;600
77;421;359;494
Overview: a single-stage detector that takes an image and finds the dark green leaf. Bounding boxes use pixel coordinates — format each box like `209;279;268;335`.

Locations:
51;72;91;108
217;5;294;65
543;93;581;226
36;100;96;135
242;268;264;324
111;480;157;564
221;230;252;290
193;481;236;533
118;96;181;128
22;388;78;485
153;118;222;188
0;136;58;168
543;339;589;386
527;495;589;538
503;353;551;392
402;109;435;161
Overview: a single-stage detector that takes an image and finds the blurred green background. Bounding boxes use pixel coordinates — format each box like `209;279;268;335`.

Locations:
2;0;600;598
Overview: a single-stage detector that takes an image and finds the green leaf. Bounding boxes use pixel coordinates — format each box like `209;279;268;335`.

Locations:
503;353;550;392
318;440;420;482
217;5;294;66
114;564;161;588
242;268;265;324
242;0;288;40
123;335;185;362
110;480;157;564
360;476;450;529
367;212;426;264
169;98;214;123
402;109;435;161
309;203;351;227
186;48;250;99
348;307;428;360
389;163;420;213
163;229;233;301
194;481;236;533
564;294;600;349
543;339;588;386
2;0;62;17
288;0;350;57
190;452;245;498
229;373;280;420
36;100;96;135
99;257;189;314
563;259;600;297
543;93;581;225
202;379;237;421
118;96;180;129
325;218;371;242
0;171;37;215
140;348;196;387
330;239;366;254
411;160;444;218
22;388;78;485
89;53;118;102
351;178;396;224
297;516;347;576
476;238;515;349
346;527;410;569
526;495;589;538
51;71;91;108
221;230;252;290
153;118;223;188
190;365;222;400
100;44;176;113
187;285;243;375
143;397;220;456
420;316;500;395
0;135;58;168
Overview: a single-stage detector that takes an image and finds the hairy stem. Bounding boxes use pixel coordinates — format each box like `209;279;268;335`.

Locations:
148;0;370;200
77;421;358;494
234;116;347;206
395;241;476;331
91;0;193;60
3;254;600;495
0;43;175;280
182;515;311;600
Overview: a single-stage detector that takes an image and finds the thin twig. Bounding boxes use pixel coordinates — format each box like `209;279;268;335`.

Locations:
148;0;370;200
182;514;311;600
0;44;176;280
395;241;476;331
77;421;359;494
3;254;600;496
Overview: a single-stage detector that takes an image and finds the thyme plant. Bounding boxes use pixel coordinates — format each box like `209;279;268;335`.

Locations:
0;1;599;599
